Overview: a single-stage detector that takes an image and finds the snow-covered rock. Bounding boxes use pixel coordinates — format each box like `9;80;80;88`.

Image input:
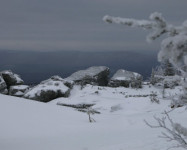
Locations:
0;75;8;94
49;75;74;88
9;85;30;97
1;70;24;88
108;69;143;88
24;76;71;102
65;66;110;86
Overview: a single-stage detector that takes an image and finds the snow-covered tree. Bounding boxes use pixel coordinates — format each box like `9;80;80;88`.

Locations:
103;12;187;105
161;60;176;76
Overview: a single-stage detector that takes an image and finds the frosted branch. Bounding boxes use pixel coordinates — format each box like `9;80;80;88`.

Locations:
144;111;187;149
103;12;186;42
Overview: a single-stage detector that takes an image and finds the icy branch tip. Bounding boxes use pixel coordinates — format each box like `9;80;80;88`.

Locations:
103;15;113;23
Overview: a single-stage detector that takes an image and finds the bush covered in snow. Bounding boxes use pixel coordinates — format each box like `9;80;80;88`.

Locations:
163;75;181;89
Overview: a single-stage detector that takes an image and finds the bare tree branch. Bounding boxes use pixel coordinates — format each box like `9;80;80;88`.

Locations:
144;111;187;149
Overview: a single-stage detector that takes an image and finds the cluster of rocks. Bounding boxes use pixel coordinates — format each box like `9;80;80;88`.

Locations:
0;66;144;102
0;70;26;96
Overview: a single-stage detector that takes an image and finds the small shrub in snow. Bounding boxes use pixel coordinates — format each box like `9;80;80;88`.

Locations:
150;91;159;104
86;107;96;123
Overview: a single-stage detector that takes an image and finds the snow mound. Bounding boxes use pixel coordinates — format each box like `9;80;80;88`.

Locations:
24;76;70;102
65;66;110;86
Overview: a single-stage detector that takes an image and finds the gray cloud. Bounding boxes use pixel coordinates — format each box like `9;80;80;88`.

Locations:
0;0;186;51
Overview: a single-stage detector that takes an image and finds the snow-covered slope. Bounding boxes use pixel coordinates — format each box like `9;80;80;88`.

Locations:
0;84;186;150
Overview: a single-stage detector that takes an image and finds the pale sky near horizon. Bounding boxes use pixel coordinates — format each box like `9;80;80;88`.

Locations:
0;0;186;51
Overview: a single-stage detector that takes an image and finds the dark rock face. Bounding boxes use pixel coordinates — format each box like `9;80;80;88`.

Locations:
33;89;70;102
23;76;71;102
0;75;8;94
108;69;143;88
1;70;24;88
9;85;30;97
65;66;110;86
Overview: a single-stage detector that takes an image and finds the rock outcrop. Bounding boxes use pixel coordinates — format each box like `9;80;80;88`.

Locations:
65;66;110;86
23;76;71;102
108;69;143;88
0;75;8;94
1;70;24;88
9;85;30;97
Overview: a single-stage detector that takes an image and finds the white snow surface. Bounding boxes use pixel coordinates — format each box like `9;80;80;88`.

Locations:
65;66;109;81
0;84;187;150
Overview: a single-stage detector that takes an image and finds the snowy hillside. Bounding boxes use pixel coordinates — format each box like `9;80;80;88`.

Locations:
1;84;187;150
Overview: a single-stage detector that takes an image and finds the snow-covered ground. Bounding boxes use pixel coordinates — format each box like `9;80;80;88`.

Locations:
0;84;186;150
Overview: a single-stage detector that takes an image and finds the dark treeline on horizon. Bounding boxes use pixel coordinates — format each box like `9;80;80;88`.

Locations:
0;50;159;84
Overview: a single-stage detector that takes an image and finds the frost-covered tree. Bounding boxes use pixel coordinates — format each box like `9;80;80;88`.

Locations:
162;60;176;76
103;12;187;105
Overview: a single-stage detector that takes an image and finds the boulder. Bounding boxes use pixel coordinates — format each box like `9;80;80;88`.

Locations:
108;69;143;88
1;70;24;88
9;85;30;97
49;75;74;88
23;76;71;102
0;75;8;94
65;66;110;86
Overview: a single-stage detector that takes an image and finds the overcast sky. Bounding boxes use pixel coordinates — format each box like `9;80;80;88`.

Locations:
0;0;186;51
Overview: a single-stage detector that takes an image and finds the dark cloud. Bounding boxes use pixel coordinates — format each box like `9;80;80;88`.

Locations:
0;0;186;51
